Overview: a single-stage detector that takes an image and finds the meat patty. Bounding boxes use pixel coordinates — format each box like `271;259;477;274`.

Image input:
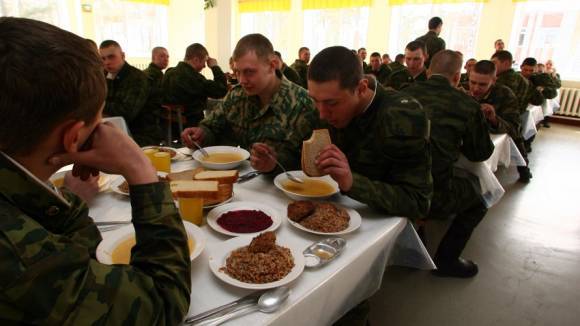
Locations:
287;201;316;222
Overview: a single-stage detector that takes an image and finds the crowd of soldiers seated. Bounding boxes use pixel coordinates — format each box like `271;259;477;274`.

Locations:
0;15;563;325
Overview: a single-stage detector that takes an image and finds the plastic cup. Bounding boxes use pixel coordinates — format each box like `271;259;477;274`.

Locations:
151;151;171;173
143;148;158;161
178;197;204;226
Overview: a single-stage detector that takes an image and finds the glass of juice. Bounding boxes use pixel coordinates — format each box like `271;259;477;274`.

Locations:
143;148;158;161
151;151;171;173
178;197;204;226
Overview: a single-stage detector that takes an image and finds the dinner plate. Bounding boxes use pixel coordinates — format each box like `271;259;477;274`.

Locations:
208;234;305;290
49;170;111;192
192;146;250;170
286;203;362;236
142;146;186;161
109;172;167;196
206;201;281;236
274;170;339;201
96;220;206;264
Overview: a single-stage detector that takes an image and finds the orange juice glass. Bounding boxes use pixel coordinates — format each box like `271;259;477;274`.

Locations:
178;197;204;225
151;152;171;173
143;148;158;161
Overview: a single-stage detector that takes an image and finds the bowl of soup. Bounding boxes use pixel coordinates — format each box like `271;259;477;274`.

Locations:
96;221;206;264
192;146;250;170
274;170;339;200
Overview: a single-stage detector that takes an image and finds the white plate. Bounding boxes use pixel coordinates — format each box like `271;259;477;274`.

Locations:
49;170;111;192
142;146;184;161
96;221;205;264
274;170;339;201
192;146;250;170
286;203;362;236
109;172;167;196
208;234;305;290
206;202;281;236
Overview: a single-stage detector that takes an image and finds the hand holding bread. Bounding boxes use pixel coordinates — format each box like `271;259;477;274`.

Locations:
315;144;353;192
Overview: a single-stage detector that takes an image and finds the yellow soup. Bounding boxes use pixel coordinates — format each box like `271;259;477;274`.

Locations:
51;178;64;188
282;178;335;196
111;236;194;264
202;152;243;164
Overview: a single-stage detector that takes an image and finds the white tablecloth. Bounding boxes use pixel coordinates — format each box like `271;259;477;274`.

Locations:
88;157;434;325
455;134;526;208
522;104;546;140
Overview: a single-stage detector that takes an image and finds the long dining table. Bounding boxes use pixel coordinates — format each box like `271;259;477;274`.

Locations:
88;151;434;325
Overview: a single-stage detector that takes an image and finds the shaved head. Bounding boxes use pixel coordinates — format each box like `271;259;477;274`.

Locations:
429;50;462;79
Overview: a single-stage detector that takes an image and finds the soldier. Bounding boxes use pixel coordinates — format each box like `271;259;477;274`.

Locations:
415;16;446;68
307;45;432;326
99;40;161;146
545;59;562;89
386;41;428;90
402;50;494;278
494;39;505;52
388;53;406;73
181;34;320;174
290;46;310;89
225;56;239;87
469;60;533;182
274;50;303;86
143;46;169;89
358;47;368;72
367;52;391;86
162;43;227;128
460;58;477;90
520;57;558;128
0;17;190;324
382;53;392;65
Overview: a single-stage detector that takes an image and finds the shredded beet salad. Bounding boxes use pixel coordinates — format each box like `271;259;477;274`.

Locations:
217;210;273;233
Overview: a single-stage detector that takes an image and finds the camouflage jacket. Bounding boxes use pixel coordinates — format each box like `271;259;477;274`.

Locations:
460;73;470;90
366;64;392;86
387;61;406;74
402;75;494;191
162;62;228;126
549;72;562;89
415;31;445;67
199;72;321;173
143;62;164;90
496;69;543;114
0;152;191;325
333;86;432;219
476;84;521;140
104;62;161;146
281;64;303;87
530;73;558;100
290;59;309;89
386;68;428;91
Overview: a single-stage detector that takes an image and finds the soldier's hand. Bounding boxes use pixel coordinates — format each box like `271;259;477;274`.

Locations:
181;127;205;148
481;104;497;126
207;57;218;68
250;143;277;173
48;122;157;185
63;171;99;203
315;144;353;192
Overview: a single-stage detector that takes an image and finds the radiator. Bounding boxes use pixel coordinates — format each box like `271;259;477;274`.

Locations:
557;87;580;117
134;63;149;70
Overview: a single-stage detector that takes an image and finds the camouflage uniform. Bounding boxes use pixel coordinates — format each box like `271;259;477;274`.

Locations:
460;73;470;90
530;73;558;100
366;64;392;86
290;59;309;89
385;68;428;91
549;72;562;89
162;62;228;126
280;64;303;87
199;71;321;173
143;62;164;90
415;31;446;67
402;75;494;263
104;62;162;146
0;152;191;325
332;86;432;219
496;69;543;114
387;61;406;74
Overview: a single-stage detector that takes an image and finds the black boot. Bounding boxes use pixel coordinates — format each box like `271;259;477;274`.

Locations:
517;166;532;183
542;117;551;128
432;202;487;278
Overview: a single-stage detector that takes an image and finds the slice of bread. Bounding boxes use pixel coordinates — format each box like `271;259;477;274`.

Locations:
194;170;239;184
167;168;203;182
302;129;331;177
204;183;233;205
170;180;219;200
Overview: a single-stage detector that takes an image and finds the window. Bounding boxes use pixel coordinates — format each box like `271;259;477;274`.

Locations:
510;0;580;81
93;0;168;58
389;2;483;60
240;11;293;60
0;0;71;30
303;7;369;56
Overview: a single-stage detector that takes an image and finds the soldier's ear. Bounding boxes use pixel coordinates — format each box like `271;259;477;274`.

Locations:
61;120;86;153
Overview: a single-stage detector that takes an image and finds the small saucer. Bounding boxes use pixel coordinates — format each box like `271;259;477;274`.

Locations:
303;238;346;268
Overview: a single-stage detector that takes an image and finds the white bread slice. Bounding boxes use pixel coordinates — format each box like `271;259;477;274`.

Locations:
194;170;239;184
167;168;203;182
302;129;331;177
170;180;219;200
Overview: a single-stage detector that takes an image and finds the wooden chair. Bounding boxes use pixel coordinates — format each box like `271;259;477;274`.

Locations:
160;104;186;145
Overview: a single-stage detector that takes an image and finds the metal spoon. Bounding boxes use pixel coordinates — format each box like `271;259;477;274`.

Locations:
187;134;209;158
264;152;303;184
198;287;290;326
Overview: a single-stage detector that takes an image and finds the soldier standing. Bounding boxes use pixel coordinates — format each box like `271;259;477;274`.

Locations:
415;16;446;68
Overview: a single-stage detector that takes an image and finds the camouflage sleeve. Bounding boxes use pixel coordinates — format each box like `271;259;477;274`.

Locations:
490;89;521;138
199;91;232;145
283;67;304;87
461;105;494;162
292;64;308;89
528;87;545;106
104;76;150;123
0;182;191;325
345;102;432;219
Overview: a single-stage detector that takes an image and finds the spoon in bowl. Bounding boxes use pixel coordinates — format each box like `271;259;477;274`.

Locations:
187;134;209;158
264;152;303;184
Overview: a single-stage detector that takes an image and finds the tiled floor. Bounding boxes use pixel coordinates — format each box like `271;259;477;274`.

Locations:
369;124;580;326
